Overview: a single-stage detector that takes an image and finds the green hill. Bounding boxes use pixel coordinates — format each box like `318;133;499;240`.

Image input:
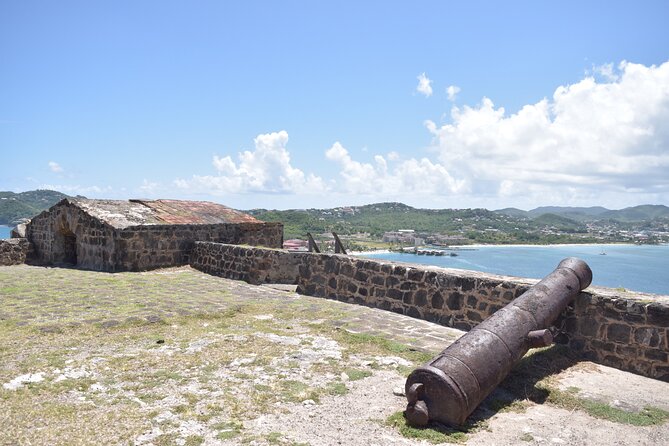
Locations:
600;205;669;222
532;213;583;231
248;202;530;240
0;190;73;225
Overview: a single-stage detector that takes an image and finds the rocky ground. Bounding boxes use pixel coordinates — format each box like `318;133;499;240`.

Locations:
1;264;668;446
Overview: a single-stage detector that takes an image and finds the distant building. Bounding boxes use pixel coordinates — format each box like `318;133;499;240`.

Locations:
382;230;422;245
26;198;283;271
283;239;308;251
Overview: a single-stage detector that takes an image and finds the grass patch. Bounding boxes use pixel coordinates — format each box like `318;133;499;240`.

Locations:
336;331;433;365
214;421;243;440
345;368;372;381
386;411;467;444
266;432;283;444
326;381;348;396
496;345;669;426
520;432;534;441
280;380;320;403
546;389;669;426
184;435;204;446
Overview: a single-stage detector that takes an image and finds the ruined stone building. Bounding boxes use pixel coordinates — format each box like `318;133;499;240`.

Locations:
26;198;283;271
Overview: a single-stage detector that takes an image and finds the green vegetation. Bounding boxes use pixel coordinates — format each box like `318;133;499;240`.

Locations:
495;345;669;427
0;265;437;445
0;189;74;225
385;411;468;444
247;201;669;245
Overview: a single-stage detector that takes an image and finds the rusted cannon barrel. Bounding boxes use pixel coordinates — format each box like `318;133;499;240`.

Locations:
404;257;592;427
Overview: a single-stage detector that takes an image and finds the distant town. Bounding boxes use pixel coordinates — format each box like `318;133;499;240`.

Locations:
3;191;669;251
250;202;669;252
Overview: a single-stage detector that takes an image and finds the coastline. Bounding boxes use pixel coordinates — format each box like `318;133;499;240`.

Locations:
448;242;641;249
353;242;662;254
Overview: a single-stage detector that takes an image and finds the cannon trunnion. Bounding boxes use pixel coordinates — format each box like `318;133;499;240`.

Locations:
404;257;593;427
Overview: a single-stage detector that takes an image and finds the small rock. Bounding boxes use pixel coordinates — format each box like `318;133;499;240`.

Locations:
341;372;350;382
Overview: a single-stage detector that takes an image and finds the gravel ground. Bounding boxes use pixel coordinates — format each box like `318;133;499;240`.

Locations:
1;264;668;446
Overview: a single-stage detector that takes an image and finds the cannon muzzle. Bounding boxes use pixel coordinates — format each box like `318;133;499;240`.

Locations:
404;257;592;427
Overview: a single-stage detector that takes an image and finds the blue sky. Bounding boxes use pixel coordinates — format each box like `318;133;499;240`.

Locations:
1;1;668;210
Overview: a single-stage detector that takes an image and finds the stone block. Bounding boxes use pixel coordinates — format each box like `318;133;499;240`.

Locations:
646;303;669;326
414;289;427;307
634;327;661;347
644;349;668;362
430;292;444;309
446;292;463;311
386;288;402;300
607;323;631;343
407;269;424;281
406;307;422;319
385;276;400;287
371;276;385;286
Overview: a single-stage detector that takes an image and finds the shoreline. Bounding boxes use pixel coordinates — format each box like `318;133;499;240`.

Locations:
353;242;667;255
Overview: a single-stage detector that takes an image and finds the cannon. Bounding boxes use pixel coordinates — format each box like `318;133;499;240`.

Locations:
404;257;592;427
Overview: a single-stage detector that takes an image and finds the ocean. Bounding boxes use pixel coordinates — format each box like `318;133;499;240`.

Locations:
0;226;10;239
358;244;669;295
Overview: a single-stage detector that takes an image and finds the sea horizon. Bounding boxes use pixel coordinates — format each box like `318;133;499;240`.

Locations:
358;243;669;296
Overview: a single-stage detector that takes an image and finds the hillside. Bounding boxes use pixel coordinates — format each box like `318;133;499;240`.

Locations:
248;201;669;245
248;202;533;240
0;190;73;225
496;205;669;222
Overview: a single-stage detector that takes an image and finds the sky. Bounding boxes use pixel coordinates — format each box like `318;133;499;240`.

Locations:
1;1;668;211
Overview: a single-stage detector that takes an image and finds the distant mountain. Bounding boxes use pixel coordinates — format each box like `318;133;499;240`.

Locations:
600;205;669;222
520;204;669;222
0;190;74;225
527;206;610;219
248;202;516;239
532;213;583;230
494;207;529;218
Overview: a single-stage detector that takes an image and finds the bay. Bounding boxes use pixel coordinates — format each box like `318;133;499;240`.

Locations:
359;244;669;295
0;225;10;240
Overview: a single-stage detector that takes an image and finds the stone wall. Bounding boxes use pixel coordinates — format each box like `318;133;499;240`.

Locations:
0;238;30;266
26;200;283;272
190;243;669;381
191;241;301;284
115;222;283;271
27;201;117;271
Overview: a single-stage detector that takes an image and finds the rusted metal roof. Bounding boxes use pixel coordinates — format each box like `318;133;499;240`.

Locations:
136;199;260;225
69;198;260;229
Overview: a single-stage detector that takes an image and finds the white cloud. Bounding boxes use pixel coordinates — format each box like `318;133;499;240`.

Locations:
387;151;400;161
48;161;63;173
40;184;112;196
175;130;327;195
424;60;669;208
172;61;669;209
446;85;461;101
139;179;159;195
325;142;465;196
416;72;433;97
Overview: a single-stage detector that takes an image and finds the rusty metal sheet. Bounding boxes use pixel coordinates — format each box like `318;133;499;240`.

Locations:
70;198;261;228
137;199;260;225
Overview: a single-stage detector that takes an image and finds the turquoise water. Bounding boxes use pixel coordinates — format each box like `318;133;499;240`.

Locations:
359;244;669;295
0;226;10;239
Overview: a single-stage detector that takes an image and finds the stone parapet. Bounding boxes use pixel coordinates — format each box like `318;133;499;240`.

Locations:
189;244;669;381
191;241;301;284
114;222;283;271
0;238;30;266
